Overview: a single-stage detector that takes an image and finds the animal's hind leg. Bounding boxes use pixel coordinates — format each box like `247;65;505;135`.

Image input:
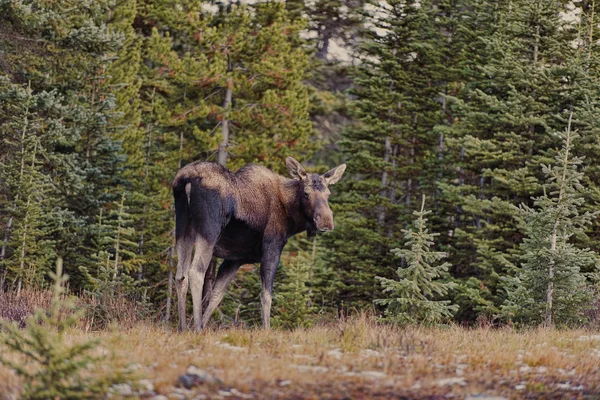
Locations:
201;259;243;327
175;234;194;332
188;234;215;332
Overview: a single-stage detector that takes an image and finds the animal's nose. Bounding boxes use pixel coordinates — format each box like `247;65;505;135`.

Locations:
314;214;334;232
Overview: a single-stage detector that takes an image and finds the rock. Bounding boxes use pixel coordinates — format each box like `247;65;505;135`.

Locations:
556;382;584;391
519;365;531;373
411;382;422;390
137;379;155;396
465;396;508;400
290;364;329;373
218;390;233;397
149;396;168;400
215;341;245;352
229;388;253;399
577;335;600;341
279;380;292;387
360;371;387;379
514;384;526;391
126;363;142;371
171;387;194;399
435;377;466;387
192;395;208;400
535;366;548;374
111;383;134;397
179;365;223;388
360;349;382;358
327;348;343;360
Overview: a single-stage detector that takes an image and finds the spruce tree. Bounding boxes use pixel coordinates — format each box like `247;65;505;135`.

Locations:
0;258;109;399
502;112;599;327
436;0;583;322
329;0;446;308
375;196;458;325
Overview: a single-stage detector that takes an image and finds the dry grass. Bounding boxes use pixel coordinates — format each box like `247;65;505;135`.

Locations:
2;313;600;399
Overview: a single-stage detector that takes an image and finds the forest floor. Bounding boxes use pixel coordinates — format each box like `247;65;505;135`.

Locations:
2;314;600;400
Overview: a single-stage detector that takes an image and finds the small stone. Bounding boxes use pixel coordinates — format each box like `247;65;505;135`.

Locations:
435;377;466;387
230;388;253;399
179;365;223;388
215;341;245;352
127;363;142;371
360;349;382;357
535;366;548;374
137;379;154;394
111;383;134;397
514;384;526;391
290;364;329;373
149;396;168;400
519;365;531;373
360;371;387;379
192;395;208;400
172;387;194;397
577;335;600;341
465;396;508;400
279;380;292;387
327;348;343;360
218;389;233;397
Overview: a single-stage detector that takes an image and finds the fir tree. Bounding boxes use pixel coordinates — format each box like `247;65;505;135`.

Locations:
0;258;109;399
502;111;599;327
375;196;458;325
329;0;446;308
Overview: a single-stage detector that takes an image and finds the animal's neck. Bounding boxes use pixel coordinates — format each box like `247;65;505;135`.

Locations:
280;178;312;236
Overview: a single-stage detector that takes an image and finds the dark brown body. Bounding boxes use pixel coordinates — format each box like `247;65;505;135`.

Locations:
172;158;345;331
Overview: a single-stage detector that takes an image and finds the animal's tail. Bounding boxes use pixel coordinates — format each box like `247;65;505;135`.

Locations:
173;175;193;241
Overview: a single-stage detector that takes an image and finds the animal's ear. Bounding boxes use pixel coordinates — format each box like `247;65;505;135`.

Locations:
322;164;346;186
286;157;307;181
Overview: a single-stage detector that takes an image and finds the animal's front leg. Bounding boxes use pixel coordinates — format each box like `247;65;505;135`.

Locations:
260;238;285;329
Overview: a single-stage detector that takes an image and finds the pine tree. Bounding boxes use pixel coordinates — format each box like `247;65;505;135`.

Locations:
0;82;56;292
272;259;314;329
0;258;109;399
436;0;583;322
502;111;599;327
375;196;458;325
329;0;446;308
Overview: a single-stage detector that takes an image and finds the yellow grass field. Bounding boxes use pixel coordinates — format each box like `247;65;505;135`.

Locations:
1;314;600;399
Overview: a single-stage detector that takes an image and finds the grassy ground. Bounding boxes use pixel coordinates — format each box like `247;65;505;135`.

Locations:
2;314;600;399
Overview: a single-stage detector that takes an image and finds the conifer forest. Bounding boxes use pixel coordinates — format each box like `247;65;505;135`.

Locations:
3;0;600;398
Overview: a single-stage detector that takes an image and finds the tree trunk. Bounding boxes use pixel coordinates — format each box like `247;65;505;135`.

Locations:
1;82;31;264
377;136;392;227
545;110;573;328
218;77;233;166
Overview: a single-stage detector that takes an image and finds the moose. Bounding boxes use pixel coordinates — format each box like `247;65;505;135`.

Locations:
172;157;346;331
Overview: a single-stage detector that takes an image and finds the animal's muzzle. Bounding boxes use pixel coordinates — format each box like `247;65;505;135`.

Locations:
314;213;334;232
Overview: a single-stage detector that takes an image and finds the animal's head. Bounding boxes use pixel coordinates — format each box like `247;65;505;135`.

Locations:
286;157;346;234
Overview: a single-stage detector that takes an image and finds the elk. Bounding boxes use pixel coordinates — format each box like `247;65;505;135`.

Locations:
172;157;346;331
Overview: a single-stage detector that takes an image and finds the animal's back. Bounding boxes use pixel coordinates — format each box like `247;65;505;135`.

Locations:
173;161;233;193
173;162;285;230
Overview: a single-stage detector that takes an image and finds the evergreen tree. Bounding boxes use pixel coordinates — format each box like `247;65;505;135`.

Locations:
437;0;583;322
502;112;599;327
375;196;458;325
0;258;110;399
329;0;446;308
272;259;314;330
